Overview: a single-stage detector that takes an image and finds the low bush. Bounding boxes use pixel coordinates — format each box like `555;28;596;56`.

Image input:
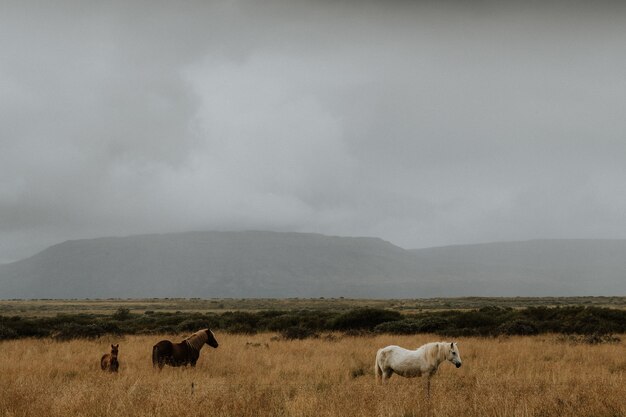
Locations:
53;323;108;340
1;305;625;340
0;324;18;340
112;308;133;321
497;319;539;336
330;308;402;331
374;316;451;334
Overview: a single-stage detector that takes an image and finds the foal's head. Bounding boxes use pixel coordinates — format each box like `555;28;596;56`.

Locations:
445;342;462;368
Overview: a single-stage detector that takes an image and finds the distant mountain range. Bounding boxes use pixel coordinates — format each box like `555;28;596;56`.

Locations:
1;231;625;299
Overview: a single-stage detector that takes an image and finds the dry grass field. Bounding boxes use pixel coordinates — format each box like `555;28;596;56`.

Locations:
1;333;625;417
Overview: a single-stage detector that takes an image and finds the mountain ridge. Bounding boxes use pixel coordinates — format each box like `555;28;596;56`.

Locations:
1;231;625;299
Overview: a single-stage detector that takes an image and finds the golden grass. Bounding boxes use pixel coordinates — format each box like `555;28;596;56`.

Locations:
1;333;625;417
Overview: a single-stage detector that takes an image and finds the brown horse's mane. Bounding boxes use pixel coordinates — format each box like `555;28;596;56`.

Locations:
185;329;208;352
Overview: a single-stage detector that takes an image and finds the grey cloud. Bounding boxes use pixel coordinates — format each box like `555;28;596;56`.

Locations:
2;0;626;261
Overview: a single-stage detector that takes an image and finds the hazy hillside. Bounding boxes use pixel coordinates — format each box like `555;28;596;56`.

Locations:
0;231;437;299
1;232;625;299
410;239;626;296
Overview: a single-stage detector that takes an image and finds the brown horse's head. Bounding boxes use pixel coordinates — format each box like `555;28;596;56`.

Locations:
205;330;219;348
111;344;119;359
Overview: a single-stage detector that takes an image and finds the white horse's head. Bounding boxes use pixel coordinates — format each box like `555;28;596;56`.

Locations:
446;342;462;368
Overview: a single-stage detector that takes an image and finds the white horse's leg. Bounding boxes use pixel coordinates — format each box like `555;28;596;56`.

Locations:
382;369;393;384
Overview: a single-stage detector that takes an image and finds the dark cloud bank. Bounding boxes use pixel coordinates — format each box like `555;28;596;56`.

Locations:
2;1;626;263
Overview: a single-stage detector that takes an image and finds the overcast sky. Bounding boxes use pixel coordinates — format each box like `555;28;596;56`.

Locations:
2;0;626;263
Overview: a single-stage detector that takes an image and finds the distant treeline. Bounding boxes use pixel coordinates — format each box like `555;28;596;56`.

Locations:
1;306;625;341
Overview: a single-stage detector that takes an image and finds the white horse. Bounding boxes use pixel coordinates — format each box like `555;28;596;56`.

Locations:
375;342;462;394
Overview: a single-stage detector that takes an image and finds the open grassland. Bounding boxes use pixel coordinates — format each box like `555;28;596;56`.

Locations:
1;333;625;417
2;296;626;317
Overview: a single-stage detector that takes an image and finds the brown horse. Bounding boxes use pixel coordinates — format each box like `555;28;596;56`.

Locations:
152;329;218;369
101;344;119;372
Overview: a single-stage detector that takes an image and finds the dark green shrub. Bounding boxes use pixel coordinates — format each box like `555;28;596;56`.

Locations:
375;316;451;334
375;319;422;334
112;308;132;321
151;325;178;334
0;317;50;338
225;322;257;334
263;312;304;331
262;310;334;332
219;311;259;331
53;323;106;340
478;305;512;314
497;319;538;336
148;313;189;327
177;317;219;333
413;316;452;333
3;305;625;340
330;308;402;331
0;325;18;340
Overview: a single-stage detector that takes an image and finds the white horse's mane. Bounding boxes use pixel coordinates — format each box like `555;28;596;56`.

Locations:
426;342;451;366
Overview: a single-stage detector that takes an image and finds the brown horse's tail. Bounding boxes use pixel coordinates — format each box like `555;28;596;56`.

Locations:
152;345;159;368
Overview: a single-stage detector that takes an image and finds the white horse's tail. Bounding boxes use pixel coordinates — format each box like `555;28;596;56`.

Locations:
375;349;383;382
